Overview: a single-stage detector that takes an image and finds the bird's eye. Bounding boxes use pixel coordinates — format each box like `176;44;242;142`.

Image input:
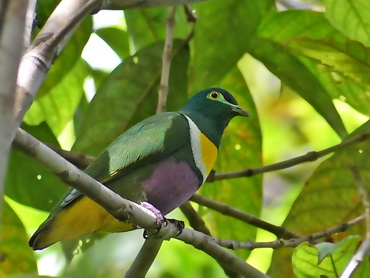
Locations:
209;91;220;99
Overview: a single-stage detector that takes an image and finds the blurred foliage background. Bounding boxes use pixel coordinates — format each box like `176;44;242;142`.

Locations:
2;0;370;277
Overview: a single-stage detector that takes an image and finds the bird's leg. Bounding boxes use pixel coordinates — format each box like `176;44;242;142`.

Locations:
141;202;185;239
141;201;165;229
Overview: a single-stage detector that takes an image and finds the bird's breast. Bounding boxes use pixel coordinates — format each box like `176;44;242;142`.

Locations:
184;115;218;183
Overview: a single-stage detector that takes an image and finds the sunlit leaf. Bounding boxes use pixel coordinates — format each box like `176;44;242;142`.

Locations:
73;40;189;155
199;67;262;259
6;123;66;211
0;202;37;274
191;0;275;91
323;0;370;47
24;59;89;136
292;237;362;278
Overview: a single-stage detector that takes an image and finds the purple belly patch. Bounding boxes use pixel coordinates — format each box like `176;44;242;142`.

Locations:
142;158;201;215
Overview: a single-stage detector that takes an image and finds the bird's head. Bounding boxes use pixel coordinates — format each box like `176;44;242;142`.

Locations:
180;88;248;146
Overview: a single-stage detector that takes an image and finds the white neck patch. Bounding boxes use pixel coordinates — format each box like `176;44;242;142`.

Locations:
184;115;218;184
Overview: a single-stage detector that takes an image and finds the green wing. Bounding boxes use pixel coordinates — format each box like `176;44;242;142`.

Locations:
60;112;189;208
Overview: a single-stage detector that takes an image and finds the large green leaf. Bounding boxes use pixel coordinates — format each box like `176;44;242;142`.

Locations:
37;17;92;97
24;59;89;136
255;10;370;117
6;123;66;211
124;8;167;51
250;10;349;137
124;7;192;52
190;0;275;91
323;0;370;47
95;27;130;60
198;67;262;259
73;40;189;156
0;201;37;274
268;120;370;277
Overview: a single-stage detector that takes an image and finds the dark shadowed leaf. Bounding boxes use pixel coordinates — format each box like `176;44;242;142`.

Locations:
268;120;370;277
6;123;66;211
0;202;37;274
198;67;262;259
73;40;189;156
190;0;275;91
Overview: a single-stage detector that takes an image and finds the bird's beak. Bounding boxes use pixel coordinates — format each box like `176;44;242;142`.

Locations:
231;104;249;117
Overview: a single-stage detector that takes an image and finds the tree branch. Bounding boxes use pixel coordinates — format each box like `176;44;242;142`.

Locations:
208;131;370;181
101;0;211;10
180;201;211;235
214;214;365;251
190;193;301;239
14;128;268;278
0;0;32;229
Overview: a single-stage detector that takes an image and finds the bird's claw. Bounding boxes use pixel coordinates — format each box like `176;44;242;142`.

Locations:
143;218;185;239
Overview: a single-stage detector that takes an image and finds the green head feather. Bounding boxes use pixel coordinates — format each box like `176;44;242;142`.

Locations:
180;88;248;147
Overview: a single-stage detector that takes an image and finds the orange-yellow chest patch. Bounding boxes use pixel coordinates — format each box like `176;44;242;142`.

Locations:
185;116;218;183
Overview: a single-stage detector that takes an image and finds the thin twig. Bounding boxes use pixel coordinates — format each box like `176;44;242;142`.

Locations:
180;201;211;235
190;193;301;239
208;131;370;181
156;6;176;114
214;214;365;251
341;167;370;278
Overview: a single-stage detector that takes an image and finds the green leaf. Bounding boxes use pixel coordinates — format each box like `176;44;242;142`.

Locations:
191;0;275;91
37;17;92;97
73;40;189;155
36;0;60;27
0;201;37;274
292;236;361;277
199;67;262;259
268;120;370;277
6;123;66;211
24;59;89;136
95;27;130;60
124;8;167;51
251;10;349;137
323;0;370;47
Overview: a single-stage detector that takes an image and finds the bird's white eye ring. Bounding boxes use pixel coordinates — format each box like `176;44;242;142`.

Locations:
209;91;220;99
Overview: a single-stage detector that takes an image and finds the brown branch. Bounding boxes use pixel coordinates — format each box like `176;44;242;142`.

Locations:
180;201;211;235
208;130;370;182
190;194;301;239
215;214;365;251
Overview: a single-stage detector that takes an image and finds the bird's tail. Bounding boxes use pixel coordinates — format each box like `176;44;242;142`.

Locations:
29;196;135;250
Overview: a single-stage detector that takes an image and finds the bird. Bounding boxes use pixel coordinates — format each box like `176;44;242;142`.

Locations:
29;88;248;250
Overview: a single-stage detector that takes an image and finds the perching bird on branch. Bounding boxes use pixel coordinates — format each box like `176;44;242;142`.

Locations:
29;88;248;250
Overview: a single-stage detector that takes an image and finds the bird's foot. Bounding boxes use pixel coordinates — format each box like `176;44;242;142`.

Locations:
141;202;185;239
143;218;185;239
